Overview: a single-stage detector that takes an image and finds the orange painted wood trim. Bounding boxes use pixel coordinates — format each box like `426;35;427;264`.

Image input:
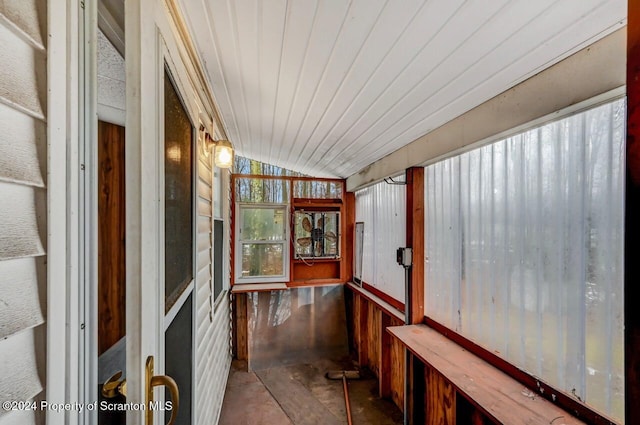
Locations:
406;167;425;324
343;192;355;282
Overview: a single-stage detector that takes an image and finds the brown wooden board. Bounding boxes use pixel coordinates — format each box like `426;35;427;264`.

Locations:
98;121;126;355
255;367;343;425
293;260;340;280
425;365;456;425
234;293;248;360
358;294;369;369
627;2;640;422
389;316;405;411
367;303;381;377
380;313;392;399
388;325;587;425
405;167;424;324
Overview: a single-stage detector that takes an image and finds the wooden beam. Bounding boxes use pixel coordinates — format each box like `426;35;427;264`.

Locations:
627;4;640;423
379;313;392;399
357;294;369;368
406;167;424;324
343;191;355;281
234;293;248;361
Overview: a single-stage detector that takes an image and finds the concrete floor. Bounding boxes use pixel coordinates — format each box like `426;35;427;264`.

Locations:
219;359;403;425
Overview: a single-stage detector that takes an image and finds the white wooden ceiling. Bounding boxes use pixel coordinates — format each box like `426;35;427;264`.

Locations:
177;0;626;178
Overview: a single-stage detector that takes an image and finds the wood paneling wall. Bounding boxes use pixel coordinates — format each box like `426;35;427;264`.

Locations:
98;121;126;355
425;366;455;425
346;288;404;412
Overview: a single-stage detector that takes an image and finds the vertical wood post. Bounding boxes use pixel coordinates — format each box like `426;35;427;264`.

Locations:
626;6;640;423
405;167;425;423
405;167;424;324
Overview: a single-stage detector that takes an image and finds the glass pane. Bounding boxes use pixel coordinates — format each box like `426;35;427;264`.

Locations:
213;219;224;300
235;178;290;203
240;207;286;241
164;69;193;311
241;243;284;277
294;180;343;199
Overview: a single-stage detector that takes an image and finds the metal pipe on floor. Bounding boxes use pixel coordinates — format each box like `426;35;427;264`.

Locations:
342;372;353;425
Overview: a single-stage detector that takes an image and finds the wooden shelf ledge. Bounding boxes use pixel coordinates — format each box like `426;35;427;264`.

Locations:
387;324;586;425
231;283;288;293
346;282;404;322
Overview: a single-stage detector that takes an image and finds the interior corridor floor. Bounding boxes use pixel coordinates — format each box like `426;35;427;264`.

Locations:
219;358;403;425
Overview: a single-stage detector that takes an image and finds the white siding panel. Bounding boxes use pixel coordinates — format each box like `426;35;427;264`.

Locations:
197;215;211;234
0;0;45;49
197;248;211;273
0;103;45;187
209;300;231;425
197;178;212;200
198;197;212;217
193;151;231;424
0;327;43;412
0;23;45;118
198;159;212;182
0;257;44;339
0;406;42;424
0;182;44;260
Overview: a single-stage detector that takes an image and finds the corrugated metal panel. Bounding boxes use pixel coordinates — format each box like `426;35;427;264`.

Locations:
424;98;625;422
0;4;46;425
355;178;406;302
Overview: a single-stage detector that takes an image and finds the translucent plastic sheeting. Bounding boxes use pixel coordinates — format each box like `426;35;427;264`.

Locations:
246;285;349;371
424;98;625;422
355;177;406;303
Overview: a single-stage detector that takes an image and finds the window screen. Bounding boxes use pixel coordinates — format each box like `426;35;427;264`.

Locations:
164;69;194;311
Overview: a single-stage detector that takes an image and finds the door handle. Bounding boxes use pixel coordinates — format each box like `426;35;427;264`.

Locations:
145;356;179;425
102;371;127;398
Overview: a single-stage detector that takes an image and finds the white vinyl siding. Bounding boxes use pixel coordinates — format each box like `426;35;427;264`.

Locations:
0;1;47;424
355;178;406;303
194;139;231;424
424;98;625;422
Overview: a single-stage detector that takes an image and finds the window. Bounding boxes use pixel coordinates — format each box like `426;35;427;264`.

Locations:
213;219;224;300
164;69;194;311
293;211;340;259
353;222;364;285
212;167;226;304
235;204;289;283
424;98;625;421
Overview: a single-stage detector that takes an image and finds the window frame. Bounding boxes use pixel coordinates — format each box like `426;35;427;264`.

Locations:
234;202;290;284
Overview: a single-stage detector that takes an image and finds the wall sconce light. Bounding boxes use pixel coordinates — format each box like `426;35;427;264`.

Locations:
212;138;234;169
201;126;234;169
